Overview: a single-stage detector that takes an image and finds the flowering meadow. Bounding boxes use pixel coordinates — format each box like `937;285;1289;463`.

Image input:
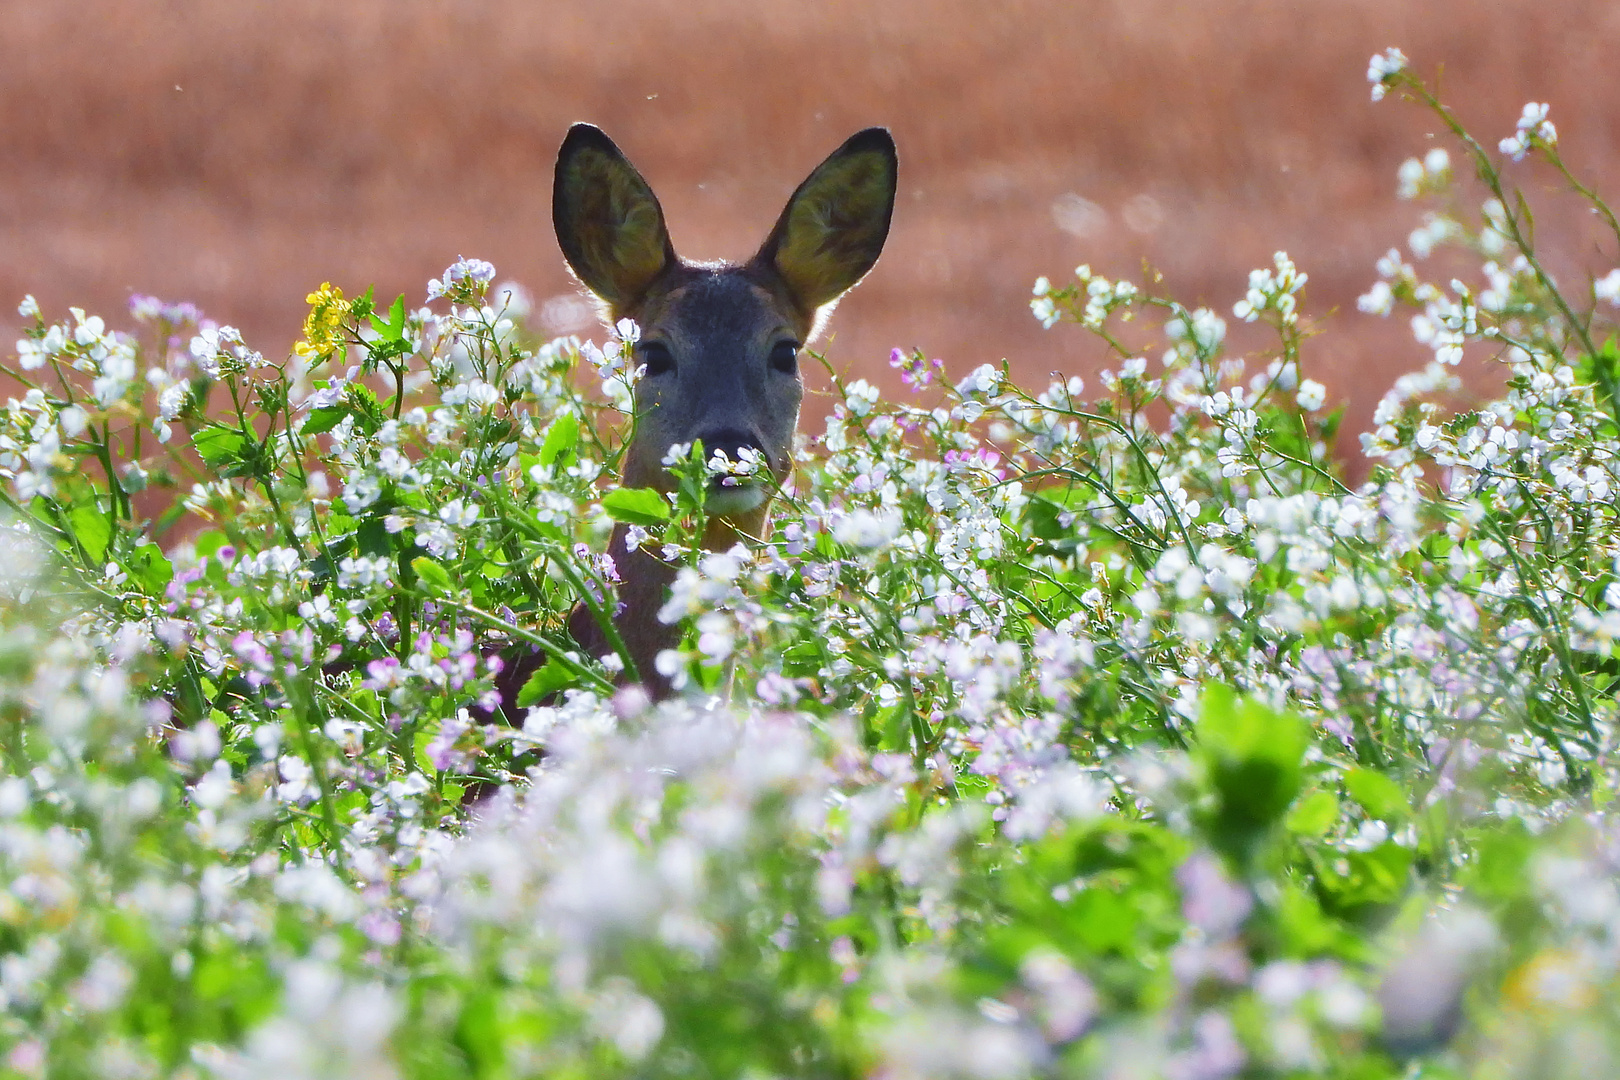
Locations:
6;54;1620;1079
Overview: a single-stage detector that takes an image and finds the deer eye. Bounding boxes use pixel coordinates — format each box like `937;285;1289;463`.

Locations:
639;341;675;377
769;340;800;374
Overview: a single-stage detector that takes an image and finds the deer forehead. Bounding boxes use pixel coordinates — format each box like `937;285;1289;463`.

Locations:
635;268;810;348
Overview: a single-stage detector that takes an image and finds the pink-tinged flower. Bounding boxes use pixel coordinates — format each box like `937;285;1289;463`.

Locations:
1177;852;1253;938
943;448;1005;479
363;656;403;691
1164;1010;1246;1080
358;909;402;946
889;346;943;391
427;255;497;301
425;710;477;773
230;630;275;686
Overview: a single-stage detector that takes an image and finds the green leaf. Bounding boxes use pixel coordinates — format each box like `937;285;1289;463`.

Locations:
347;385;385;435
602;486;670;526
67;502;113;563
1332;842;1414;910
1286;789;1340;837
356;518;393;559
780;643;823;678
454;991;506;1075
411;557;453;594
368;293;407;338
517;661;575;708
192;427;247;469
1025;495;1067;541
352;284;377;321
194;530;230;561
127;543;174;593
538;414;579;469
1467;826;1534;902
1195;685;1308;851
1344;767;1410;822
302;405;350;436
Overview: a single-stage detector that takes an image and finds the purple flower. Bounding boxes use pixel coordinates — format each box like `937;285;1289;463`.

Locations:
363;656;402;691
1177;852;1253;938
889;346;943;391
425;710;476;773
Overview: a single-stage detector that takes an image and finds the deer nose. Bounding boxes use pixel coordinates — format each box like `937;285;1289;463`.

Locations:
696;429;767;470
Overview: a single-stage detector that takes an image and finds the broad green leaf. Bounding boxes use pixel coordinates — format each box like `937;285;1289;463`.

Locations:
602;486;670;526
1467;826;1534;902
517;660;575;708
192;427;246;469
302;405;350;435
1286;789;1340;837
538;414;579;469
454;990;506;1075
68;502;113;563
127;543;174;593
193;530;230;561
1025;495;1067;541
411;557;453;594
356;518;393;559
780;643;823;678
369;293;407;340
1344;767;1410;822
1195;685;1308;850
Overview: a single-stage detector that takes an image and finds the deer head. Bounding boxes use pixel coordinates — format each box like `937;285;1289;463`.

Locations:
553;122;898;697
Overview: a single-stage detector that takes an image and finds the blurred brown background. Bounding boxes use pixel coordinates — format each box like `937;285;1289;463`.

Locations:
6;0;1620;444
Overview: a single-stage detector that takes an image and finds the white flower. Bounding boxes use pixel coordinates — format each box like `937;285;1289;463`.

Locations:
1358;280;1394;316
845;379;881;417
438;498;481;528
190;759;236;811
1595;269;1620;306
298;593;337;625
1296;380;1327;412
1166;308;1226;353
1501;102;1556;161
1516;101;1554;138
1499;131;1530;162
1367;47;1408;100
1396;157;1425;200
706;445;764;485
831;507;902;549
1030;295;1058;328
158;382;189;421
342;473;382;513
16;337;49;371
427;255;496;299
73;312;107;346
16;295;39;319
955;363;1002;397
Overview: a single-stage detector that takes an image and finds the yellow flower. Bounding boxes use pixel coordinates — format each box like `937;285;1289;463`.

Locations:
1502;948;1598;1012
295;282;350;362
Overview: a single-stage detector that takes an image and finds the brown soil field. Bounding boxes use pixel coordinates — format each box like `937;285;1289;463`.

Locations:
5;0;1620;447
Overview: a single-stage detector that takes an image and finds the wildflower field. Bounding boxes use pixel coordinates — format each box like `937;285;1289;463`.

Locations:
6;54;1620;1078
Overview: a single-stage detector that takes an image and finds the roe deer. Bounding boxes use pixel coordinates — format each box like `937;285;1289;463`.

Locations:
553;123;897;699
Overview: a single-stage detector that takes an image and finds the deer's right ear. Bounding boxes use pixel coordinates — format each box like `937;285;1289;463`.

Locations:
553;124;676;311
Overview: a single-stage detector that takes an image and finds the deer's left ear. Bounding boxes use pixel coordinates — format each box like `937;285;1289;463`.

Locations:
754;128;897;312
